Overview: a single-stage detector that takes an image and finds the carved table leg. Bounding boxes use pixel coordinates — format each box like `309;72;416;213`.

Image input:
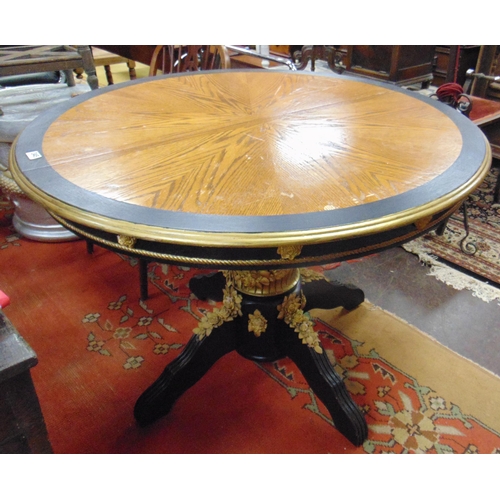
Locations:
135;269;368;445
280;326;368;446
302;278;365;312
134;321;238;426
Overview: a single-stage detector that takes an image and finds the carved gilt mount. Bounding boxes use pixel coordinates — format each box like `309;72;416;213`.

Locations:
117;235;137;248
277;244;303;260
226;269;300;296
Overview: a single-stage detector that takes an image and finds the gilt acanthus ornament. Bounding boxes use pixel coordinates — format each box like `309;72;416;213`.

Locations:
277;291;323;353
193;275;243;340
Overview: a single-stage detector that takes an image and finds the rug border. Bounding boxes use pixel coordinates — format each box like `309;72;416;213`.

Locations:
312;301;500;433
402;239;500;304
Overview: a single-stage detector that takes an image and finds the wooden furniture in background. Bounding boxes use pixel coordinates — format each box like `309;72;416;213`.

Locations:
343;45;436;87
469;45;500;101
470;105;500;202
148;45;231;75
96;45;294;72
464;69;500;201
0;311;52;453
226;45;296;70
432;46;481;87
293;45;342;71
89;47;136;85
95;45;158;67
0;45;98;90
431;46;500;202
269;45;290;56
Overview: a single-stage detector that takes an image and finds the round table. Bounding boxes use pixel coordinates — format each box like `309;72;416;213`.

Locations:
10;70;491;446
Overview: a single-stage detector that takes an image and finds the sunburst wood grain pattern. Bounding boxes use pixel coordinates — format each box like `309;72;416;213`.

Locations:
42;71;463;217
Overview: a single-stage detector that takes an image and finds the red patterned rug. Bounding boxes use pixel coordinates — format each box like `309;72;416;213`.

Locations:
2;194;500;453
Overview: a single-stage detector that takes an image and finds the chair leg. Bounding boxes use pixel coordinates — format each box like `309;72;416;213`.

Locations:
63;69;76;87
128;60;137;80
75;45;99;90
104;65;114;85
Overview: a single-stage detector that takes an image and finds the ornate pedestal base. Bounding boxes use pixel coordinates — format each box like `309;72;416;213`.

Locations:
134;269;368;446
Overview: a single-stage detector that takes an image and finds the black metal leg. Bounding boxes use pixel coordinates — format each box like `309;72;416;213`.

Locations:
459;200;477;255
435;218;450;236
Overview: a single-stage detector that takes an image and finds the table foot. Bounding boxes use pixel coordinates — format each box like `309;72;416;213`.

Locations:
134;321;237;426
282;331;368;446
302;279;365;311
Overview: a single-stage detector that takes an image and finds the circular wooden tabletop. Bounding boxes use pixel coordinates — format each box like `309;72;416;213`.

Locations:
11;70;491;268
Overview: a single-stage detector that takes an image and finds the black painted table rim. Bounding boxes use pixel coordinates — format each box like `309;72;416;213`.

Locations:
10;70;492;267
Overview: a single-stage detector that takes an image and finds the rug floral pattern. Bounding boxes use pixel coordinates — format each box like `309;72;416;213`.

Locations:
82;262;198;370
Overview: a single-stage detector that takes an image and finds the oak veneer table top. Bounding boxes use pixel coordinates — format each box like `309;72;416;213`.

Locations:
11;70;491;268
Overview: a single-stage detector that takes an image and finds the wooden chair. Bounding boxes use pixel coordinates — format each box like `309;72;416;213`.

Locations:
292;45;344;72
75;47;137;86
148;45;230;75
0;45;98;115
90;47;137;85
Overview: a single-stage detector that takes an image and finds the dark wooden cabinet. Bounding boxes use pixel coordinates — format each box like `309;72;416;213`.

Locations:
343;46;436;87
432;45;481;87
0;312;52;453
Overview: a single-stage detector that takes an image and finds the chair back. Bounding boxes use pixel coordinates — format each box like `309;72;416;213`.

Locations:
149;45;230;76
